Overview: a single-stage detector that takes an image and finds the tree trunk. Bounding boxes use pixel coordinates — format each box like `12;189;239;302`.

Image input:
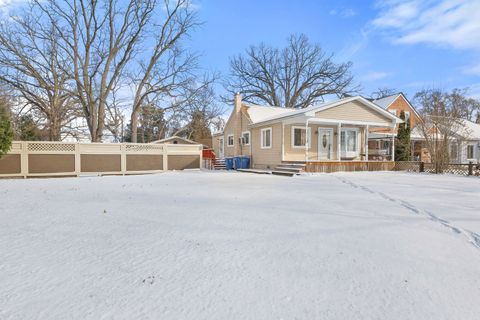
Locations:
131;111;139;143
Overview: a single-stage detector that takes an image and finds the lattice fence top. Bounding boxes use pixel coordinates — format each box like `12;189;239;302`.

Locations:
27;142;76;153
125;144;164;152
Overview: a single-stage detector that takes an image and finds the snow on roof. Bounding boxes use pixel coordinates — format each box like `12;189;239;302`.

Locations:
456;119;480;140
373;94;401;110
243;103;295;124
244;96;402;126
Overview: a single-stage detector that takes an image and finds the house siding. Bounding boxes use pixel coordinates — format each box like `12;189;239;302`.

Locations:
315;101;392;124
250;123;283;169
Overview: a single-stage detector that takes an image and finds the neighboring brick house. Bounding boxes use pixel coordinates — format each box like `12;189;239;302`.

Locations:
368;93;430;161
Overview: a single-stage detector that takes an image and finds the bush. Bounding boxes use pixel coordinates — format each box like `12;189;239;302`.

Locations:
0;102;14;158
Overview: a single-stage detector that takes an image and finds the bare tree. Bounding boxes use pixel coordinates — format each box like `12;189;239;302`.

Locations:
370;87;398;100
414;89;470;172
129;0;199;142
224;34;358;109
33;0;156;141
0;6;79;141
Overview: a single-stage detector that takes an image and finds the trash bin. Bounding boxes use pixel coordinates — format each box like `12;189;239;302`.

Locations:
233;156;242;170
241;156;250;169
225;157;234;170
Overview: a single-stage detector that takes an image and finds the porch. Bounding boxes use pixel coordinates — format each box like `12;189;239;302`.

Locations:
280;117;396;163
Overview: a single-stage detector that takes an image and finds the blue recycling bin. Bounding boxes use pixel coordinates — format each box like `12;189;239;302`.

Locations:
233;156;242;170
225;157;234;170
241;156;250;169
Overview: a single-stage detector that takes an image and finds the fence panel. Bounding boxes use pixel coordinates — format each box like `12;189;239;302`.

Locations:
0;141;202;178
395;161;479;177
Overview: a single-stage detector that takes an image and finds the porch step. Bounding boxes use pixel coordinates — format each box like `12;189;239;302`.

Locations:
237;169;272;174
280;162;306;168
271;170;297;177
213;159;226;170
274;166;304;173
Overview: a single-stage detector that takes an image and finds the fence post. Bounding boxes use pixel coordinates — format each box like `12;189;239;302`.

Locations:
468;161;473;176
163;144;168;171
419;161;424;173
20;141;28;178
74;143;81;176
120;144;127;175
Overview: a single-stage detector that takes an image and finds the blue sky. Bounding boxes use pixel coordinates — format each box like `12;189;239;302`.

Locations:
188;0;480;101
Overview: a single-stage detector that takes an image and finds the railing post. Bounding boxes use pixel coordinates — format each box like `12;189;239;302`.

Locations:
468;161;473;176
419;161;424;173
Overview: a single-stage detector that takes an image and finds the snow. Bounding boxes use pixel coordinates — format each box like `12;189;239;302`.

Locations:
373;94;400;110
243;104;294;123
1;171;480;319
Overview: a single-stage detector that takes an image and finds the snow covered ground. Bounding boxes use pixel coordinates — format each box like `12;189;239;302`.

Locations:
1;171;480;320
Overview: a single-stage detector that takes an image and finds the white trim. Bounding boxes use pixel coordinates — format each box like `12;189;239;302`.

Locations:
227;134;234;147
241;131;250;146
340;128;360;159
317;127;334;160
218;137;224;158
388;109;397;115
467;143;475;160
291;126;312;149
248;96;402;127
260;127;272;149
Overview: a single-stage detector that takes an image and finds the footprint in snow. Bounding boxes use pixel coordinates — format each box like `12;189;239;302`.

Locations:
142;276;155;285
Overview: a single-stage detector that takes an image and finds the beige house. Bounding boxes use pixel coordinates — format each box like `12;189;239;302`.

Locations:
212;94;402;171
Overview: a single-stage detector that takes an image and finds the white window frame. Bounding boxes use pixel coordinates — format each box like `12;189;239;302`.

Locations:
241;131;250;146
467;144;475;159
449;142;458;161
260;127;272;149
340;128;359;158
291;126;312;149
227;134;234;147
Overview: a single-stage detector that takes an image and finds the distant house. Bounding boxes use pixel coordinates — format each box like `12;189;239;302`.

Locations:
369;93;430;161
370;93;480;164
151;136;199;145
212;93;402;171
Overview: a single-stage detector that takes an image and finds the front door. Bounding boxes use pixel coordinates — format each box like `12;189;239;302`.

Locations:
218;137;224;158
318;128;333;160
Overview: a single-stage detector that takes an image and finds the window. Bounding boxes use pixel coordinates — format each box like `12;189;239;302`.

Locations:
389;109;397;115
340;128;358;157
241;131;250;145
467;144;475;159
450;143;458;160
291;126;311;148
261;128;272;149
227;134;234;147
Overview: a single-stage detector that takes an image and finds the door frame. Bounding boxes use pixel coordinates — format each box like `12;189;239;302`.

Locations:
317;127;333;160
218;137;224;158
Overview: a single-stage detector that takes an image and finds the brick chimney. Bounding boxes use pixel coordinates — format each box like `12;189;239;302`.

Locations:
234;92;242;113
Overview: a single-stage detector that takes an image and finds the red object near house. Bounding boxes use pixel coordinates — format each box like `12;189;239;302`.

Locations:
202;149;216;160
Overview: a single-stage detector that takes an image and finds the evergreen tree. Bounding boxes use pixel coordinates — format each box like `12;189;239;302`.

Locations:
124;105;165;143
17;114;43;141
0;99;14;158
395;111;411;161
184;110;212;142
